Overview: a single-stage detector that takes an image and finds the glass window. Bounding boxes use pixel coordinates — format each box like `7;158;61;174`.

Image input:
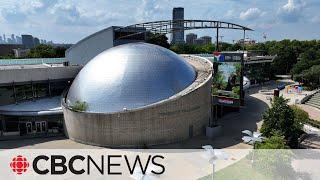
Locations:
15;84;33;102
0;86;15;105
50;81;68;96
4;116;19;132
34;82;49;98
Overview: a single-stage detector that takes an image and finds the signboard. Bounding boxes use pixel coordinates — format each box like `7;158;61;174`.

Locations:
211;52;243;107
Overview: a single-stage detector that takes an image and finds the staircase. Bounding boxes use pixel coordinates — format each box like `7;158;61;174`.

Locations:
305;91;320;109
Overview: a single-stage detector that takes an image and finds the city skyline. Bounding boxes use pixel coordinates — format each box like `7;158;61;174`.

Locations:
0;0;320;43
0;33;53;45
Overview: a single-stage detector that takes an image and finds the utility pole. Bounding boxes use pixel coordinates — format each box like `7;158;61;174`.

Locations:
240;30;246;106
216;28;219;51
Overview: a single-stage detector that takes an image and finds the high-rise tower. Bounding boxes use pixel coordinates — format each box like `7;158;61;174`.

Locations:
171;7;185;44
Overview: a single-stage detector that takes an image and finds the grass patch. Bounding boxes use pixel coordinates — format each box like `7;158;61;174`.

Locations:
199;158;269;180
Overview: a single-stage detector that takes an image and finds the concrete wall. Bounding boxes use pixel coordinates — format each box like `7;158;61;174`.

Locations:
65;27;114;66
0;66;81;85
62;56;212;147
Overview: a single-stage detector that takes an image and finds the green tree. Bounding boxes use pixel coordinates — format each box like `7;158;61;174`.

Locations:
27;44;56;58
146;33;170;49
292;48;320;76
291;105;309;126
260;96;301;148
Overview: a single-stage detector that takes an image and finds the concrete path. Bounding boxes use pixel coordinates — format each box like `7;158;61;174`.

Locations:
298;104;320;121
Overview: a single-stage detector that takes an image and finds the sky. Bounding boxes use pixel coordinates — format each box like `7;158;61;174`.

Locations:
0;0;320;43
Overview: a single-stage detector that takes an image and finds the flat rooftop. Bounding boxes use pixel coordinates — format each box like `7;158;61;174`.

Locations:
0;63;66;70
0;96;62;116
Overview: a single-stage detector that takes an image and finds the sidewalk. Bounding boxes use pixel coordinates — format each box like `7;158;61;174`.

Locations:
298;104;320;121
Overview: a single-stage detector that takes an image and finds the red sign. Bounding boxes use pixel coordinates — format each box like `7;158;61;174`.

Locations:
218;98;234;105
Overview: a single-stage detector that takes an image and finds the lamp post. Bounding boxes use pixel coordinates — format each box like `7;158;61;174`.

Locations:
241;130;264;164
202;145;228;180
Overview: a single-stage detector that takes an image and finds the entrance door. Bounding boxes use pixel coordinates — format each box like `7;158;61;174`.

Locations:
41;121;47;132
36;121;47;133
35;122;41;133
26;122;32;134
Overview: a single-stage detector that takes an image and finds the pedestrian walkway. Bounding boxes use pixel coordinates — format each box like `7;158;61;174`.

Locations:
298;104;320;121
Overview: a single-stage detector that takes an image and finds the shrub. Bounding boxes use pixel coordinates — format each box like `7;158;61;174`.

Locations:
256;133;289;149
70;101;88;112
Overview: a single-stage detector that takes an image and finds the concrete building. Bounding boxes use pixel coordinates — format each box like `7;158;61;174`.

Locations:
186;33;197;45
11;34;16;44
33;37;40;46
237;38;256;45
22;35;35;48
66;26;146;65
200;36;212;45
62;43;212;147
0;61;81;140
194;38;205;45
171;7;185;44
16;36;22;44
13;48;30;58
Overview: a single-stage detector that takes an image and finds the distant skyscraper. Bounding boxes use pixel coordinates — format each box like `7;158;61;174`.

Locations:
22;34;35;48
200;36;212;45
194;38;204;45
3;34;6;43
11;34;16;44
171;7;185;44
16;36;22;44
186;33;197;45
0;36;3;43
33;37;40;46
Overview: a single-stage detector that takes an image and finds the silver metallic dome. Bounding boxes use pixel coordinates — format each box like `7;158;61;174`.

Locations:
67;43;196;113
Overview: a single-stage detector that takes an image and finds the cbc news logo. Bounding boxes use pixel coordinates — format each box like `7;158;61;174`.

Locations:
10;155;30;175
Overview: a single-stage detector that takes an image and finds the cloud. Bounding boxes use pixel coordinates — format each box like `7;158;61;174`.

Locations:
277;0;305;23
135;0;167;22
48;0;125;26
0;0;44;23
311;15;320;23
239;8;265;20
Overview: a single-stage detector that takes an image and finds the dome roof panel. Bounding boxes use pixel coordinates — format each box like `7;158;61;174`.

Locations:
67;43;196;113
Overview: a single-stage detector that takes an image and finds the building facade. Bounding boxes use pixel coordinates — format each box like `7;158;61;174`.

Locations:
0;62;81;140
171;7;185;44
186;33;197;45
33;37;40;46
21;35;35;49
65;26;146;65
200;36;212;45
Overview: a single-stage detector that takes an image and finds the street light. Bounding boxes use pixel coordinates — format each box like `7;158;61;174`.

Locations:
241;130;264;147
202;145;229;180
241;130;264;164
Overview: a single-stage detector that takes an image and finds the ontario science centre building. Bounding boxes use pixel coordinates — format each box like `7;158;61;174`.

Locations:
63;43;213;147
0;18;273;147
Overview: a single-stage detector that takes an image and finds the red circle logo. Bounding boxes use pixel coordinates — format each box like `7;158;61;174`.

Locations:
10;155;29;175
